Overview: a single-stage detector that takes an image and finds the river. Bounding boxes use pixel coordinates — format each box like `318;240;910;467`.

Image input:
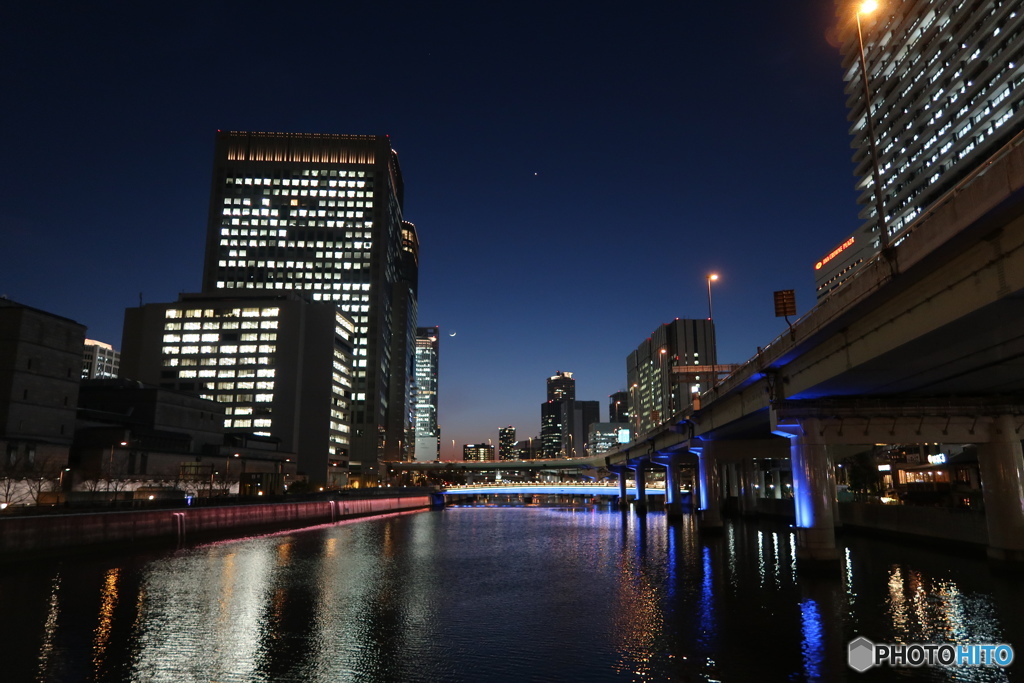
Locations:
0;504;1021;682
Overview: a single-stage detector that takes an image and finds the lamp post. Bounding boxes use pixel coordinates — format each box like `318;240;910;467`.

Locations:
706;273;718;322
107;440;127;490
855;0;889;249
706;273;719;387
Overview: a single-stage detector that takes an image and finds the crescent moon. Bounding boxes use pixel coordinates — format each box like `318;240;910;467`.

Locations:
449;331;457;337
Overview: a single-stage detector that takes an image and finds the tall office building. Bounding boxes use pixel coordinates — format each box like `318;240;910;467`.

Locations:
627;319;716;435
200;131;418;481
413;326;440;462
498;426;516;461
817;0;1024;297
120;292;354;487
81;340;120;379
540;371;575;458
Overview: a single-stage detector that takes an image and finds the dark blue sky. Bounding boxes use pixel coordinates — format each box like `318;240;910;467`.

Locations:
2;0;860;457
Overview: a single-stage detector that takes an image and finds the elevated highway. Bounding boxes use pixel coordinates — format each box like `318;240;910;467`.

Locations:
606;131;1024;565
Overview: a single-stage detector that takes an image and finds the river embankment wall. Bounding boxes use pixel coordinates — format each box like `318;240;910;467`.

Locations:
754;498;988;547
0;495;437;560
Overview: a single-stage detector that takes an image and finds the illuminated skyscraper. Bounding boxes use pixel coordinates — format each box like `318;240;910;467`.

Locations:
540;371;575;458
498;426;516;461
200;131;418;482
817;0;1024;297
413;327;440;462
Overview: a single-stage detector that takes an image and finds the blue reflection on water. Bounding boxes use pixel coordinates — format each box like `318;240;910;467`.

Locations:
800;598;825;681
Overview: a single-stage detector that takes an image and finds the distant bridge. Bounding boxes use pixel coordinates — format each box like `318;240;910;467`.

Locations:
441;483;670;497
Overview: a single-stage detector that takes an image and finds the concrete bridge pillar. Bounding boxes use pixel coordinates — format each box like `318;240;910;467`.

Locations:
615;468;630;509
978;415;1024;563
770;468;783;499
688;465;700;512
785;417;839;568
632;465;648;512
739;458;759;517
697;443;723;530
652;454;684;520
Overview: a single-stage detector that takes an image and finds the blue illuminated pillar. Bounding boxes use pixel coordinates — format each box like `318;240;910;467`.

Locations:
696;442;722;530
776;416;839;566
978;414;1024;562
652;453;684;520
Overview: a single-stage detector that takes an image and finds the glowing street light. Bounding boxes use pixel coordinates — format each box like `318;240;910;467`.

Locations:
706;273;720;387
706;273;718;321
855;0;889;249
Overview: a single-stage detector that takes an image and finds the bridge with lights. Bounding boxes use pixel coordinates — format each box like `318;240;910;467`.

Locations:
600;132;1024;566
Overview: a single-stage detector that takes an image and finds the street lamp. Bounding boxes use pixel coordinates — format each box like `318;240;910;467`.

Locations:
855;0;889;249
705;273;718;321
706;274;719;387
108;440;127;489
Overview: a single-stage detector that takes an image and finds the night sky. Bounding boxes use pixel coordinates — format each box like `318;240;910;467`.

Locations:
2;0;861;458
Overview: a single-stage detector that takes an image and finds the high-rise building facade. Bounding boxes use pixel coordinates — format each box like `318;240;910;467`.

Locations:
120;292;354;486
413;326;440;462
82;339;120;379
498;426;516;461
627;319;716;435
200;131;418;481
540;371;575;458
818;0;1024;297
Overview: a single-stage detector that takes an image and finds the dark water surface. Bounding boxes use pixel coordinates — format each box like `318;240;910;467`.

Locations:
0;506;1021;682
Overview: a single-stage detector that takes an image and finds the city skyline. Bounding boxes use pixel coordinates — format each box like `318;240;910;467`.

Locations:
2;0;858;455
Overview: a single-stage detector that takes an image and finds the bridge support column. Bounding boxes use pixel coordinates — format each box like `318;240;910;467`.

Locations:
978;415;1024;563
697;443;722;530
665;458;683;520
632;465;647;512
617;469;630;509
652;453;684;520
783;417;839;569
770;468;783;499
739;458;758;517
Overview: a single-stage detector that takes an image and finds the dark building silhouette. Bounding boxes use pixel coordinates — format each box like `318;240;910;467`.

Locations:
609;390;629;423
561;400;599;458
0;299;85;487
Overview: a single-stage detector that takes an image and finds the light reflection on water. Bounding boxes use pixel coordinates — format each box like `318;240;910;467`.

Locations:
0;507;1021;682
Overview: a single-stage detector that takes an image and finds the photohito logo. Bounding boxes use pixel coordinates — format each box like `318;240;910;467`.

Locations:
848;637;1014;672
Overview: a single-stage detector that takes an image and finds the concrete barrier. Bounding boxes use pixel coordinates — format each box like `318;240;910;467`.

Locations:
0;495;433;559
753;498;988;547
